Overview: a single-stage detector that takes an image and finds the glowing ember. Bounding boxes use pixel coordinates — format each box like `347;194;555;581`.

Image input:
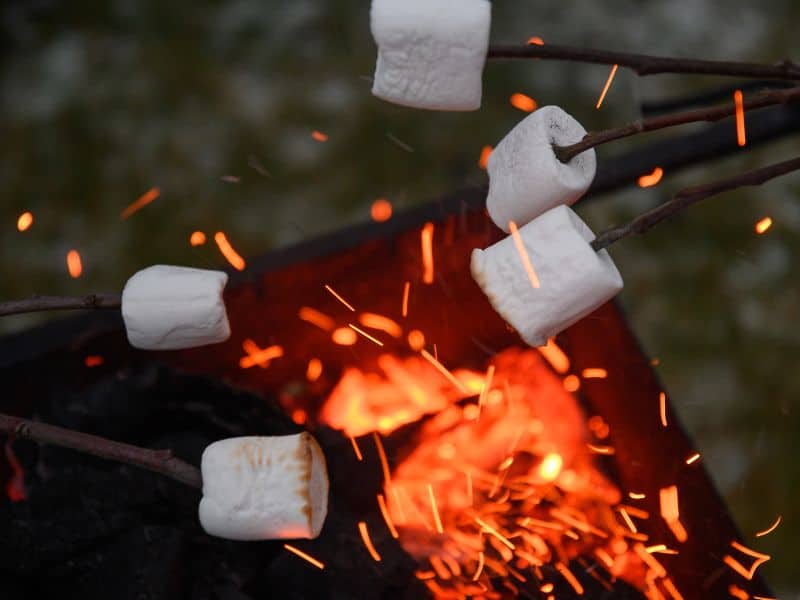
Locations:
421;223;435;284
331;327;358;346
325;284;356;312
371;198;393;222
358;521;382;562
510;93;537;112
359;313;402;338
659;485;688;543
299;306;336;331
538;338;570;374
539;452;563;481
16;211;33;232
4;440;26;502
349;323;384;346
190;231;207;246
402;281;411;317
629;492;646;500
527;36;544;45
755;217;772;234
478;145;493;169
283;544;325;569
239;341;283;369
659;391;668;427
121;187;160;219
685;452;701;465
596;64;618;109
755;515;781;538
581;368;607;379
66;249;82;278
306;358;323;382
562;374;581;392
311;130;329;142
509;221;541;288
214;232;246;271
723;541;770;581
84;355;104;367
638;167;664;188
734;90;746;147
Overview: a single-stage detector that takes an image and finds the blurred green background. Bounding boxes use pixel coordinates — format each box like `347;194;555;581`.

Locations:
1;0;798;594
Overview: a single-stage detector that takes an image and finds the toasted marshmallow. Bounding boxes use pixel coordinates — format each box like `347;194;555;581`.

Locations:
471;205;623;347
199;433;329;541
370;0;491;111
121;265;230;350
487;106;596;232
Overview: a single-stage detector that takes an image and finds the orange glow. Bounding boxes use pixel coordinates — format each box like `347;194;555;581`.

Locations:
402;281;410;317
755;515;782;538
66;250;82;278
562;375;581;392
659;485;688;543
239;341;283;369
755;217;772;234
283;544;325;569
723;541;771;580
510;93;537;113
16;211;33;232
84;355;104;367
478;145;493;169
428;484;444;534
527;36;544;45
306;358;323;382
371;198;393;222
403;331;424;353
421;349;469;394
214;232;246;271
685;452;701;465
349;323;384;346
539;452;563;481
358;521;382;562
509;220;541;288
292;408;307;425
734;90;746;147
120;187;160;219
421;222;435;284
299;306;336;331
4;441;26;502
324;284;356;312
311;130;329;142
331;327;358;346
596;64;618;109
377;493;399;538
629;492;646;500
581;368;607;379
189;231;206;246
638;167;664;188
538;338;570;374
659;391;668;427
359;313;402;338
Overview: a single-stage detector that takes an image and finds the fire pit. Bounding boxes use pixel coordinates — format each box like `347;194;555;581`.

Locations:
0;191;773;598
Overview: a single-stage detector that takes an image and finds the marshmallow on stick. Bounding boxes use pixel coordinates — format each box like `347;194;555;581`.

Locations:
122;265;231;350
471;205;623;347
487;106;597;232
370;0;491;111
199;433;329;541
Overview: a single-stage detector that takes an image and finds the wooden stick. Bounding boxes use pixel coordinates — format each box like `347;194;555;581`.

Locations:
0;413;202;489
0;294;122;318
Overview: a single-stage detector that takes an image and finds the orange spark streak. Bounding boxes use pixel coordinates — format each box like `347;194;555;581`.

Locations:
555;562;584;595
371;198;392;222
472;551;485;581
596;64;618;109
331;327;357;346
214;232;246;271
66;250;82;278
283;544;325;569
755;217;772;234
478;145;493;169
527;36;544;45
373;432;392;485
427;484;444;534
420;349;470;393
629;492;647;500
298;307;335;331
478;364;495;418
311;130;328;142
349;435;363;461
17;211;33;232
659;485;688;543
324;284;355;311
348;323;384;346
685;452;701;465
659;391;668;427
734;90;746;147
402;281;410;317
538;338;570;373
306;358;323;382
638;167;664;188
755;515;782;538
189;231;206;246
359;313;402;338
358;521;382;561
724;541;771;580
509;220;541;288
120;187;160;219
421;222;435;284
581;368;607;379
377;494;399;538
475;517;515;550
662;578;684;600
587;443;615;455
634;543;667;578
728;584;749;600
84;355;104;367
510;93;537;112
239;342;283;369
407;329;425;351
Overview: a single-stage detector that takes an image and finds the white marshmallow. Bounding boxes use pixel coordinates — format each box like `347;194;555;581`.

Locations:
199;434;329;541
486;106;596;232
121;265;231;350
471;205;623;347
370;0;491;111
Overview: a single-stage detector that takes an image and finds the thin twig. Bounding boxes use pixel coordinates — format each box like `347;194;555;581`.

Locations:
0;294;122;318
591;156;800;251
0;413;202;489
555;86;800;163
487;42;800;81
